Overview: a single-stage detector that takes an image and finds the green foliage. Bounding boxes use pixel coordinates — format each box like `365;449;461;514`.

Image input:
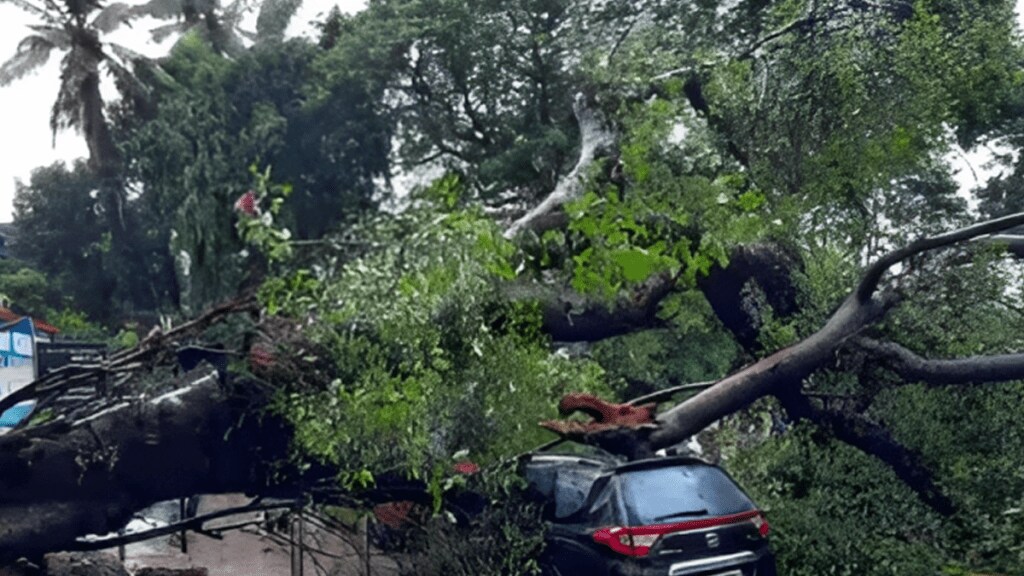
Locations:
47;309;111;341
0;259;52;315
10;161;125;322
336;0;581;203
121;35;390;312
874;382;1024;573
560;97;768;299
592;290;739;396
235;165;295;263
401;467;546;576
267;199;615;483
731;425;948;576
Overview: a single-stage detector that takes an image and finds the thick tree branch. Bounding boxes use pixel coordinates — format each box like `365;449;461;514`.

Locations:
856;212;1024;302
649;292;890;448
506;272;678;342
857;338;1024;386
777;389;954;515
504;93;613;239
651;211;1024;449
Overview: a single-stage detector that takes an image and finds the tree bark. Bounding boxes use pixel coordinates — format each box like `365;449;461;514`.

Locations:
647;212;1024;448
649;293;889;447
504;93;613;239
855;338;1024;386
507;273;677;342
0;371;289;563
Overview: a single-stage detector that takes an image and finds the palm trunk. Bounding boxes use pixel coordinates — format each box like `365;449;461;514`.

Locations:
79;68;128;245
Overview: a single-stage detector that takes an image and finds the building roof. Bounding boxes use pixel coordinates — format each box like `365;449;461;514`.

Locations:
0;308;59;335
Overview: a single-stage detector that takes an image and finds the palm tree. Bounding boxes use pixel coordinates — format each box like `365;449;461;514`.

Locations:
0;0;302;240
0;0;151;242
134;0;302;57
135;0;254;57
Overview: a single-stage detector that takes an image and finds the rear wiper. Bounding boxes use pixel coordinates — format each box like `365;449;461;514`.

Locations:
653;509;709;522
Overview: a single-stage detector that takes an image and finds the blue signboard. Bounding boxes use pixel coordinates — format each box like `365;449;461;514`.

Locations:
0;401;35;428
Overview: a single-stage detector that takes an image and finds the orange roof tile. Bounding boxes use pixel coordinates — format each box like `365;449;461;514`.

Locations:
0;308;59;335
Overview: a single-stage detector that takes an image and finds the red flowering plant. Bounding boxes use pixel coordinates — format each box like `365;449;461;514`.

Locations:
235;164;294;262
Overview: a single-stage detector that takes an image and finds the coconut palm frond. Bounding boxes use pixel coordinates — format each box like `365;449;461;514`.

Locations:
255;0;301;43
128;0;184;20
0;0;59;24
104;54;150;102
27;24;72;49
149;19;192;42
50;52;85;141
91;2;134;33
0;35;57;86
106;42;145;65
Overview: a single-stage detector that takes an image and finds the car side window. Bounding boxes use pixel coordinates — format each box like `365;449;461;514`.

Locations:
543;466;601;522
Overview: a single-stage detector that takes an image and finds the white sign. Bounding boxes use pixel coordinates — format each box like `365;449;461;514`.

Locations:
12;333;32;357
0;333;8;353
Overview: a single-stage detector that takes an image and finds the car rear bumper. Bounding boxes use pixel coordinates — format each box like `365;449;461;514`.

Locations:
668;550;759;575
610;548;775;576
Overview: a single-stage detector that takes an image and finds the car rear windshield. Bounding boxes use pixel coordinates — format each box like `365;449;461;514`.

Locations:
619;464;756;525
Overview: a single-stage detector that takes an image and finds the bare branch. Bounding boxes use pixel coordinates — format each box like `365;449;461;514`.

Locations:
857;338;1024;386
856;211;1024;302
626;381;715;406
737;15;821;60
504;93;613;239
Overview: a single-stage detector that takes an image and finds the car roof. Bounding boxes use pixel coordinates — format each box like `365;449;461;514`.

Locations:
524;451;713;474
613;454;713;473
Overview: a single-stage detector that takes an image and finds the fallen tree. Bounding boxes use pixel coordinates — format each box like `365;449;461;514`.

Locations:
2;210;1023;562
2;30;1023;560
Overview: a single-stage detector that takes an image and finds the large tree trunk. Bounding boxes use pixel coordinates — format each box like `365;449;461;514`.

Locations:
0;370;289;563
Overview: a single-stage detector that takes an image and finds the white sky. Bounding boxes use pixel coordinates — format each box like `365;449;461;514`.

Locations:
0;1;1020;221
0;0;366;221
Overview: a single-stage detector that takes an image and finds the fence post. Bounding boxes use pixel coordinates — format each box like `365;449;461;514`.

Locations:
179;498;189;553
291;509;304;576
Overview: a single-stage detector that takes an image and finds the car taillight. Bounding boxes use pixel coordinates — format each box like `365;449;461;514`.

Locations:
592;526;658;557
751;511;771;538
592;510;771;558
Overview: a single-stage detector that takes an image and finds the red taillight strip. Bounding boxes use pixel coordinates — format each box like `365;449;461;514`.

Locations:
632;510;762;535
593;510;770;557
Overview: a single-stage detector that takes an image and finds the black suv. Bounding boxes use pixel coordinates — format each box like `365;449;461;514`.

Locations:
523;452;777;576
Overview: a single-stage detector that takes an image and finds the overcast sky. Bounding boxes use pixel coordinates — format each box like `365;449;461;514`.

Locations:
0;1;1020;221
